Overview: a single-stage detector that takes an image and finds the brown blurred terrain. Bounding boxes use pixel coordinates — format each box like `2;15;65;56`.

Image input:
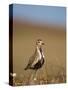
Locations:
12;19;66;86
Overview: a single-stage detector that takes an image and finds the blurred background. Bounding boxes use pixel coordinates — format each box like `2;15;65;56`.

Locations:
11;4;66;85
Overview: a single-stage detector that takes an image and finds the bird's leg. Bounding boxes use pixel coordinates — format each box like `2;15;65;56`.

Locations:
33;70;37;81
29;70;37;84
31;70;37;80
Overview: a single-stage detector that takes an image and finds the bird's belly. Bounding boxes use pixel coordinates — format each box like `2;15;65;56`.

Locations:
31;58;44;70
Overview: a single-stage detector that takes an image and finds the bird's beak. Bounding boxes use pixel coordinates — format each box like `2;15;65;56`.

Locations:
42;42;45;45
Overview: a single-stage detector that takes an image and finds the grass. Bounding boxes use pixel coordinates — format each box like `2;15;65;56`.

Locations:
12;67;66;86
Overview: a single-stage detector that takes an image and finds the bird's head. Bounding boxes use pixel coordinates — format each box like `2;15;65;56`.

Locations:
36;39;44;47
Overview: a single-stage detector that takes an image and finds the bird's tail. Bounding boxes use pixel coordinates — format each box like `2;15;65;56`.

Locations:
24;64;30;70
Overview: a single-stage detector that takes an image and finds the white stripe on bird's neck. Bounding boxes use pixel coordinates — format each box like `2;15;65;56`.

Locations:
37;46;42;59
37;46;44;59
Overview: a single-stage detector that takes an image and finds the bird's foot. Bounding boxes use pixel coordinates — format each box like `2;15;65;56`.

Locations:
34;77;37;81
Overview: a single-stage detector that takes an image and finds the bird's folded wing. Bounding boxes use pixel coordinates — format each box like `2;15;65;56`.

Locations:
31;53;40;67
27;48;41;67
27;51;38;67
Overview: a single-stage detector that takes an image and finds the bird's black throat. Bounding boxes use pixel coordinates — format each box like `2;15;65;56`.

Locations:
39;47;42;54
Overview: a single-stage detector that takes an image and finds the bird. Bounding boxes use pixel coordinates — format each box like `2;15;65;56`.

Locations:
24;39;45;83
24;39;45;71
